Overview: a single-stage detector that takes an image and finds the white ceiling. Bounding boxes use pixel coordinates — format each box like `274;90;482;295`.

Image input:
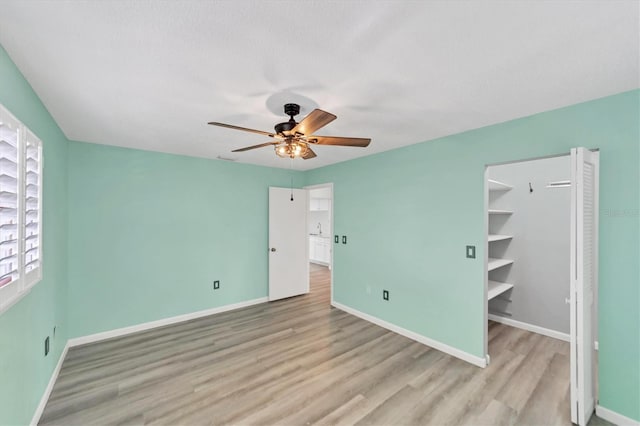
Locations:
0;1;638;171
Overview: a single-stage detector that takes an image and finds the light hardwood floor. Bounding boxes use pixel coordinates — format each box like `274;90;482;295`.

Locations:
40;264;611;425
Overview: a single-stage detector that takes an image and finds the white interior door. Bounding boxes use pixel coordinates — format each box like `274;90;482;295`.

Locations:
570;147;599;426
269;187;309;301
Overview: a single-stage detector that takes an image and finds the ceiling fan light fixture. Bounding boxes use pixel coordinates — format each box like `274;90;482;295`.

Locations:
275;141;309;159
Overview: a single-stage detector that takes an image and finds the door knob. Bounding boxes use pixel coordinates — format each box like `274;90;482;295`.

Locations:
270;248;276;252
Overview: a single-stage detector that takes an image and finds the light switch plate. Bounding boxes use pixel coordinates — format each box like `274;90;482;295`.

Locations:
466;245;476;259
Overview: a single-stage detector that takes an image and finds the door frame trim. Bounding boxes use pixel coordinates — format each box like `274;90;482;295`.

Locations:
483;152;573;357
304;182;334;304
482;149;600;418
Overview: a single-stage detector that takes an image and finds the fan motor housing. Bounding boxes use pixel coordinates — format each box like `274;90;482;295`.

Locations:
275;121;296;134
275;103;301;134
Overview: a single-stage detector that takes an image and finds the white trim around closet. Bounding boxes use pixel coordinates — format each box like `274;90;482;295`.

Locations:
488;314;570;342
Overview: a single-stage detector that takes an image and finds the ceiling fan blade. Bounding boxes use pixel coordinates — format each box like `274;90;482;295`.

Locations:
291;109;336;136
302;147;317;160
232;141;278;152
208;122;275;137
309;136;371;147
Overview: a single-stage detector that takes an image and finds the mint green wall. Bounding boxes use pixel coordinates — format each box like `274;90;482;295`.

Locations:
306;90;640;421
0;46;69;425
67;142;302;338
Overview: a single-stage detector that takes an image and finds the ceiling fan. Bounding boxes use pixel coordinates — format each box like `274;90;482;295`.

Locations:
208;103;371;160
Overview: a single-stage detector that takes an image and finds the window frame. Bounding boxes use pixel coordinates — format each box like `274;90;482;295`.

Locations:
0;103;43;314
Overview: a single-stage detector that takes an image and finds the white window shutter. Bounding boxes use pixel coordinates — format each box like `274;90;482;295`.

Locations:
0;103;43;313
23;129;42;285
0;107;22;308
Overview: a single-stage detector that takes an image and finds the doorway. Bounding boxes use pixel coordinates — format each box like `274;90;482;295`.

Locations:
305;183;333;304
483;148;599;426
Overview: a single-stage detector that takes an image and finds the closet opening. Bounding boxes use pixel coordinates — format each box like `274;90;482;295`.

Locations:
483;149;599;426
305;183;333;305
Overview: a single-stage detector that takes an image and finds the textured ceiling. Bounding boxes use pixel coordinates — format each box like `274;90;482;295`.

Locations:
0;1;638;170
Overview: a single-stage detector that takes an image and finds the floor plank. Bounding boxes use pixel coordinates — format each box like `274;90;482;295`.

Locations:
40;264;612;425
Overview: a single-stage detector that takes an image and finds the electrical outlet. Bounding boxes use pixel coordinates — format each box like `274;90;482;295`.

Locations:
342;235;347;244
44;336;49;356
383;290;389;301
334;235;339;244
213;280;220;290
466;245;476;259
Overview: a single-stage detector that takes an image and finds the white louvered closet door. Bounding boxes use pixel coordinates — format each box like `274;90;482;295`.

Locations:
570;147;599;426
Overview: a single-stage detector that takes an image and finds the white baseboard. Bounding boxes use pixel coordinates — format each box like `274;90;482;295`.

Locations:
30;341;69;426
596;404;640;426
488;314;570;342
68;297;268;347
332;301;487;368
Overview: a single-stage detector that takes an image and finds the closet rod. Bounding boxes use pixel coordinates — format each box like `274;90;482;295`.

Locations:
488;310;513;317
546;180;571;188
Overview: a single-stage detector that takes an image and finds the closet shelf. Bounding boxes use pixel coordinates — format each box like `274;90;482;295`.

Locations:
488;209;513;215
488;280;514;300
488;258;514;271
488;179;513;191
488;234;513;242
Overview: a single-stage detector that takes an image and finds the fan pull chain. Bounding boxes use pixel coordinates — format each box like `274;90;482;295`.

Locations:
290;158;294;201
